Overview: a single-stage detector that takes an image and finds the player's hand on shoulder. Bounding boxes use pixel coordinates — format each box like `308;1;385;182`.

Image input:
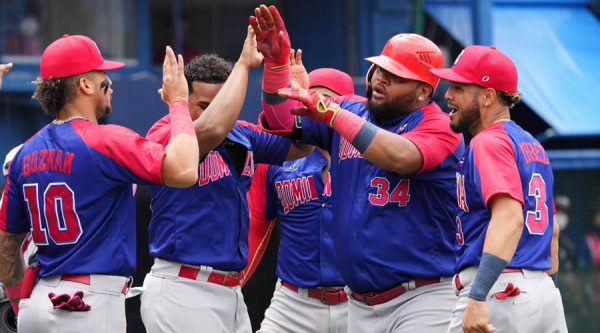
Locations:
161;46;188;105
238;25;264;70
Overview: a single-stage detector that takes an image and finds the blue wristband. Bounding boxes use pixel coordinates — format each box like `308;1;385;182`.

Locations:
468;253;508;301
351;122;379;154
550;272;558;285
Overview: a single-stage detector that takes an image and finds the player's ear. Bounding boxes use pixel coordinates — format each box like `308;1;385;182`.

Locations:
77;74;95;95
482;88;497;107
417;83;433;101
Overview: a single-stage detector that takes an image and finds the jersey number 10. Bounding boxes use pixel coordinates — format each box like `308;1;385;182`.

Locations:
23;183;83;245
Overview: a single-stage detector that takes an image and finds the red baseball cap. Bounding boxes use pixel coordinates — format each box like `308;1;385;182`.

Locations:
309;68;354;96
430;45;518;93
40;34;125;80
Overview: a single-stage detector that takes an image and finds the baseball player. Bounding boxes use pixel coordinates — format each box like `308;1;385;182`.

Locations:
251;5;464;332
0;34;199;332
139;27;312;333
430;45;567;333
245;64;354;333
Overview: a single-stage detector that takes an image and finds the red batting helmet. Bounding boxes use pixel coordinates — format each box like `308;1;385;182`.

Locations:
365;33;444;94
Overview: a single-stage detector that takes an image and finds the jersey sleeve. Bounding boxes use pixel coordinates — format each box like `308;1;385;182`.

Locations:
72;122;166;185
146;115;172;147
248;164;278;221
237;121;292;166
402;107;462;174
0;174;29;234
472;130;524;207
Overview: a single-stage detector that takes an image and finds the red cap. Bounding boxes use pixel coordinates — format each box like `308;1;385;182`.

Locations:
40;34;125;79
430;45;518;93
308;68;354;96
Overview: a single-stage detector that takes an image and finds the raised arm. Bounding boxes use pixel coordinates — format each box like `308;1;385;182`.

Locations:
250;4;297;133
279;88;433;174
194;26;264;154
160;46;200;187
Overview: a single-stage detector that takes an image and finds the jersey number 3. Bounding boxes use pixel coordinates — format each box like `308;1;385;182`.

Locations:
525;173;549;235
23;183;83;245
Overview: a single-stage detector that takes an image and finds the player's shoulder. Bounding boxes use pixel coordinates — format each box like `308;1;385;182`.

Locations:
335;94;367;111
471;123;513;151
71;121;147;152
419;102;451;123
234;120;263;133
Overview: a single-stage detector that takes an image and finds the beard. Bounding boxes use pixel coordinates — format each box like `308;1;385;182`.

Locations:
366;89;419;123
450;96;481;134
96;103;112;119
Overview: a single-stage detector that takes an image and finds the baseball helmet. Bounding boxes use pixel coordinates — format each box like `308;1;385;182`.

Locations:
365;33;444;95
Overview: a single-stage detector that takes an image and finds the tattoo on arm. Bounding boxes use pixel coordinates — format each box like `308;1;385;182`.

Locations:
0;230;26;285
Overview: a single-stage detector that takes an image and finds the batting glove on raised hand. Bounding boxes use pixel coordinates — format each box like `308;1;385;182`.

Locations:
249;4;290;68
278;88;341;127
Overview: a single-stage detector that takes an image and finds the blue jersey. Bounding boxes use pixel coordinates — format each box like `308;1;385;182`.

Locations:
0;119;166;278
146;117;291;271
455;121;554;272
296;96;464;293
250;149;344;288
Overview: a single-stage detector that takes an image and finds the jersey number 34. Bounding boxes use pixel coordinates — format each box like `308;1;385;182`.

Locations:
369;177;410;207
23;183;83;245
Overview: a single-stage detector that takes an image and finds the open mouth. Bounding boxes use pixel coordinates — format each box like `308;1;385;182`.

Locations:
448;104;458;115
372;85;386;99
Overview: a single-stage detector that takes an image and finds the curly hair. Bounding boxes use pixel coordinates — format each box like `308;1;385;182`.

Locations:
184;54;233;92
498;91;522;109
32;75;82;116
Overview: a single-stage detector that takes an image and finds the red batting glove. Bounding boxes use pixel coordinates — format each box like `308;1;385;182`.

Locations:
249;4;290;68
278;88;341;126
48;291;91;311
493;282;521;300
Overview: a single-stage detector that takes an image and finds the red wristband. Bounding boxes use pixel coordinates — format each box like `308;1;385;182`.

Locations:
332;109;379;153
332;109;366;142
5;280;23;315
169;100;195;138
263;64;290;93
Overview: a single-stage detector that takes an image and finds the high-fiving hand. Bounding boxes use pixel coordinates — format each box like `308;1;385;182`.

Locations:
289;49;309;89
278;88;341;127
161;46;188;105
238;25;264;70
249;4;290;68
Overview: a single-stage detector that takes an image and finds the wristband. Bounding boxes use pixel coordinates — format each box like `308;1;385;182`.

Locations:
468;253;508;301
332;109;379;154
169;100;195;137
263;64;290;93
263;90;289;105
550;272;558;285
